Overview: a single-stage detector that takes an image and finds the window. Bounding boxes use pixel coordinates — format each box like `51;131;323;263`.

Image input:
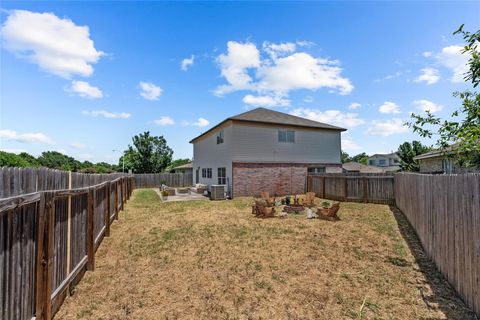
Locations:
308;167;326;174
278;130;295;143
379;159;386;166
201;168;212;178
218;167;226;184
368;160;375;165
217;130;224;144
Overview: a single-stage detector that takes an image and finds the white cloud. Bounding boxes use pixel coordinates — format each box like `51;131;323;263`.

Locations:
413;99;444;113
342;139;361;151
242;94;290;107
1;10;103;78
414;68;440;85
181;55;195;71
303;96;314;103
262;41;296;59
214;40;353;99
375;71;402;82
1;148;28;154
69;142;86;149
348;102;361;110
436;45;469;83
422;51;433;58
214;41;261;96
0;129;55;144
193;118;209;127
290;108;365;128
256;52;353;95
379;101;401;114
154;116;175;126
70;80;103;98
366;119;408;136
139;81;162;101
81;110;131;119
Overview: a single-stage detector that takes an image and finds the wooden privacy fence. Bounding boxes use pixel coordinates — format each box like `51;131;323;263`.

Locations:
306;174;395;205
0;176;135;320
0;167;130;198
395;173;480;315
134;172;192;188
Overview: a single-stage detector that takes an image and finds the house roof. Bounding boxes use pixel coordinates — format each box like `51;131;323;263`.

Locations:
189;107;346;143
368;152;399;159
172;162;193;170
342;162;386;173
413;144;458;161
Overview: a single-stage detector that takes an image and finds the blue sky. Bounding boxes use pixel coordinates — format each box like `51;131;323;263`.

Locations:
1;1;478;164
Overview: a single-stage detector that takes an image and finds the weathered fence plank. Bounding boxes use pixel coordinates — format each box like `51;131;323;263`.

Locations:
1;175;135;320
133;172;192;188
306;174;395;205
395;173;480;316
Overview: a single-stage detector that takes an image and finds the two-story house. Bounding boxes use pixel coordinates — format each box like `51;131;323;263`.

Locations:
367;153;400;172
189;108;346;197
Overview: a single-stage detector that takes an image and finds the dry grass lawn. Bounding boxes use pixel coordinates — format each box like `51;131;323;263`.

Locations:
57;189;475;320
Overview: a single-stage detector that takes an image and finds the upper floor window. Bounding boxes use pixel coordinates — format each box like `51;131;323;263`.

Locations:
217;130;224;144
218;167;226;185
278;130;295;143
379;159;387;166
368;160;375;166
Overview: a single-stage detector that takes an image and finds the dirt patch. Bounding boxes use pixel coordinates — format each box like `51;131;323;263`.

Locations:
56;189;476;319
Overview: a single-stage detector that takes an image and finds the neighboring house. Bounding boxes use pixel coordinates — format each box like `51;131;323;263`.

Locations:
342;161;386;173
414;144;480;174
169;162;193;174
190;107;345;197
414;150;454;173
367;153;400;172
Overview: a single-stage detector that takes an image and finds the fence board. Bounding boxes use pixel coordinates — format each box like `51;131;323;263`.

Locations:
307;174;395;204
134;173;192;188
0;174;134;320
395;173;480;316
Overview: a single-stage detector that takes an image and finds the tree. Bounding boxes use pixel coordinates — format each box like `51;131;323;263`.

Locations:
121;131;173;173
18;152;40;167
0;151;32;167
341;151;351;163
397;141;432;171
407;25;480;167
166;158;191;172
351;152;369;165
38;151;81;171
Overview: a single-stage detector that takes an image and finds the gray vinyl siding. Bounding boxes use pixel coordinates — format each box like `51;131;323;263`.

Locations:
230;122;341;163
192;124;233;189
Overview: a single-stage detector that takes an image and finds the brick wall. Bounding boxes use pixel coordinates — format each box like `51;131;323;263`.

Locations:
232;162;341;197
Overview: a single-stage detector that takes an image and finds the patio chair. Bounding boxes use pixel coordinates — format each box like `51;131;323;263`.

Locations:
253;199;276;218
260;192;275;207
304;192;316;207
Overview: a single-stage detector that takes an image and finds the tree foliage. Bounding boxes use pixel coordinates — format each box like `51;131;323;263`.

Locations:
0;150;118;172
351;152;369;165
341;151;350;163
121;131;173;173
166;158;191;172
397;141;432;171
407;25;480;167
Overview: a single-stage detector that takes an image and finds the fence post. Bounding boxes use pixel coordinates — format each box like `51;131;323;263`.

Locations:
35;192;54;320
322;177;326;199
114;181;119;220
105;183;110;237
343;177;348;201
86;188;95;271
363;177;368;203
120;179;124;211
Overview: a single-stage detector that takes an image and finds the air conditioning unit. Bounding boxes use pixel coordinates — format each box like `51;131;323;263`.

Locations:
210;185;226;200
